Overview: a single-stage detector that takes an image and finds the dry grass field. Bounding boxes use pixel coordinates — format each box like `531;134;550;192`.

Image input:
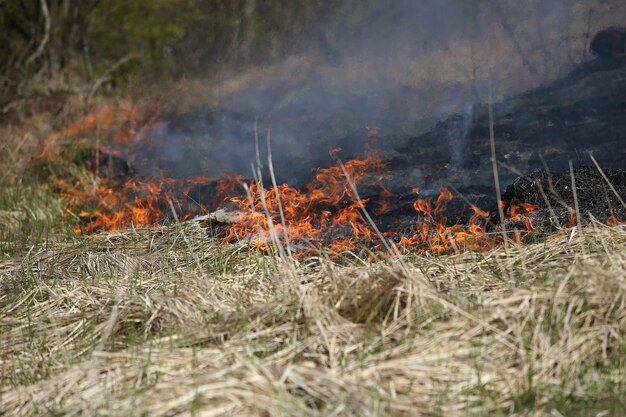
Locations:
1;55;625;415
1;210;625;416
1;112;625;415
3;1;626;415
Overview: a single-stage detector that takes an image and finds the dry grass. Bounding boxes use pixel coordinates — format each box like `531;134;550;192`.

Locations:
1;220;624;416
0;96;624;416
1;45;625;414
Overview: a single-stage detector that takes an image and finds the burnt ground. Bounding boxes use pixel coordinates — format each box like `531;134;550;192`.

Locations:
384;56;626;198
354;53;626;232
350;165;626;235
499;166;626;231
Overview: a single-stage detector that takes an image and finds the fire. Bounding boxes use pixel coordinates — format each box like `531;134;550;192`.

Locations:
498;200;540;243
565;207;577;228
606;216;625;227
374;186;397;216
65;175;243;234
395;187;491;253
39;101;159;162
42;103;624;256
222;153;384;252
40;102;243;234
224;156;494;255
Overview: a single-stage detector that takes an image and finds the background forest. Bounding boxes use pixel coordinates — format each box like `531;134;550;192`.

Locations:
2;0;625;112
1;0;380;108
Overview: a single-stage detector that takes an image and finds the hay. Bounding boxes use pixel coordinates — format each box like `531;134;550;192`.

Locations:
1;222;625;416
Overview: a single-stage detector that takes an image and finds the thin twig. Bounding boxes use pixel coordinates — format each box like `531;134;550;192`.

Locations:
250;127;287;260
266;128;291;256
167;198;179;224
569;161;581;227
337;159;397;259
538;154;571;229
488;97;508;246
589;153;626;210
254;121;262;170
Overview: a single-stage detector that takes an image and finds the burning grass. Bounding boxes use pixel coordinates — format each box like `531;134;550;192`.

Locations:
35;107;553;257
2;97;625;415
1;220;625;416
33;102;625;263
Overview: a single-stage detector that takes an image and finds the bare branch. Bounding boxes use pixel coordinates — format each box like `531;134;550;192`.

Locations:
26;0;51;67
87;54;138;99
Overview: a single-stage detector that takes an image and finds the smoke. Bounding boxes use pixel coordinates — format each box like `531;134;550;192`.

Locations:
132;0;625;185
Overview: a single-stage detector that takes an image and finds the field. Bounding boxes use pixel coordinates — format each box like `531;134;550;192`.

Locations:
1;113;625;416
3;1;626;415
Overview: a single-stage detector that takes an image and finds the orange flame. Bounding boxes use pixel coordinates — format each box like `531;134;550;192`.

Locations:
67;174;240;235
222;152;385;252
374;186;397;216
397;188;491;253
606;216;625;227
39;101;159;162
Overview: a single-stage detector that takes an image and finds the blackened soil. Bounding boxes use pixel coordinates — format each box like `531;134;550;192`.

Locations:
499;166;626;231
385;56;626;199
